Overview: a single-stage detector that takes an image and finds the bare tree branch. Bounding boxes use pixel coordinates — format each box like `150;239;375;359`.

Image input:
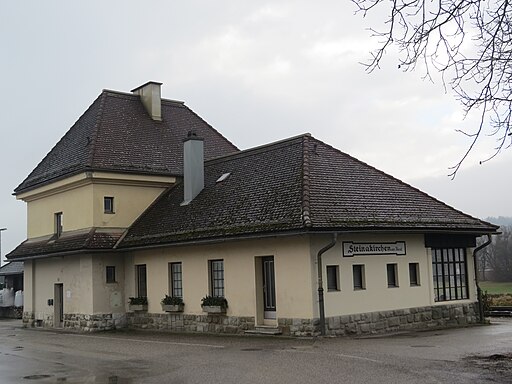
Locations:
353;0;512;177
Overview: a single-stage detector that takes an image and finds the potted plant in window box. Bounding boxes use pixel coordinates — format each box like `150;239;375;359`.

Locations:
201;295;228;314
161;295;184;312
128;296;148;312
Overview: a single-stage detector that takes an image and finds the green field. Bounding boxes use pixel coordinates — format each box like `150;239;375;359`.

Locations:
480;281;512;294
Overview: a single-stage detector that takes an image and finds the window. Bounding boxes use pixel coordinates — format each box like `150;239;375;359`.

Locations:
353;264;365;290
136;264;147;297
104;197;114;213
409;263;420;286
387;264;398;288
169;262;183;298
326;265;340;291
55;212;63;237
106;266;116;283
209;260;224;297
432;248;468;302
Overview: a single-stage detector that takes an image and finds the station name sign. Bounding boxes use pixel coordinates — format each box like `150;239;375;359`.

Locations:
342;241;406;257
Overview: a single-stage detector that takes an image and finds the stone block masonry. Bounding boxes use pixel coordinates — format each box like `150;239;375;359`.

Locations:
314;302;479;337
126;313;256;334
21;302;478;337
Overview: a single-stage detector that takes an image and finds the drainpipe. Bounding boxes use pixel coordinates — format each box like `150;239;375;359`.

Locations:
473;234;492;324
317;233;337;336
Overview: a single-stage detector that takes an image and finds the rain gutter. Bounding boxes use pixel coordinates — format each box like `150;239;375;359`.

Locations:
473;234;492;323
317;233;337;336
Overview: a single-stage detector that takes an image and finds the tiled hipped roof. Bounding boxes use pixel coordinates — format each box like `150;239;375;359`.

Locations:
15;91;238;194
7;229;123;260
119;135;497;248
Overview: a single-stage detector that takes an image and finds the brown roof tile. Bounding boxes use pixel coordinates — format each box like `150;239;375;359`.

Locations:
119;135;497;248
15;91;238;194
6;229;123;260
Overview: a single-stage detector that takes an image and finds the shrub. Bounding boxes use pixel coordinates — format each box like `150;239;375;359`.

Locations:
201;295;228;308
161;295;184;305
129;296;148;305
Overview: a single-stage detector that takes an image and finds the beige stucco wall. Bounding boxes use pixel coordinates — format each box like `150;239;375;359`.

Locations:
28;256;87;320
127;235;315;321
27;184;94;238
314;234;476;318
22;172;174;238
25;254;125;320
91;254;125;314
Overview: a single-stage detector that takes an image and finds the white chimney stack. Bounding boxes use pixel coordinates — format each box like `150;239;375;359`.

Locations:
131;81;162;121
182;131;204;205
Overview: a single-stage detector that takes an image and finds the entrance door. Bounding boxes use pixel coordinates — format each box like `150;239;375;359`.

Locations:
54;283;63;328
262;256;276;319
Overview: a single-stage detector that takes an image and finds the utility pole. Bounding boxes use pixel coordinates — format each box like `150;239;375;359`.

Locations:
0;228;6;266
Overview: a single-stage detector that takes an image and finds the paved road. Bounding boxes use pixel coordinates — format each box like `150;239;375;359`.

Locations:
1;318;511;383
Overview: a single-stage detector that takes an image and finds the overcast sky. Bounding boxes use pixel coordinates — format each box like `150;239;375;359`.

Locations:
1;1;510;261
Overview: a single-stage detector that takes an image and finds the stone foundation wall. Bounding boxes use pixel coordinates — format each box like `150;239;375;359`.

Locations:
277;302;478;337
22;311;127;331
63;313;127;331
127;312;255;334
21;302;478;336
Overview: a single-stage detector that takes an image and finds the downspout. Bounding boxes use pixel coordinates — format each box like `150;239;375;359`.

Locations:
317;233;337;336
473;234;492;324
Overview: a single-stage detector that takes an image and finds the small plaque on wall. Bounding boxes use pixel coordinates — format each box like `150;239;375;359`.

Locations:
343;241;406;257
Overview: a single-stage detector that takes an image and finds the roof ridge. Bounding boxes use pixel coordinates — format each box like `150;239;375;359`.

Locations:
206;133;311;165
102;89;186;105
87;91;108;166
310;137;498;230
301;135;312;227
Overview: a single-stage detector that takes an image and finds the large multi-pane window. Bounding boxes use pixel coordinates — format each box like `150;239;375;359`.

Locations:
169;262;183;298
209;260;224;297
136;264;147;298
432;248;468;302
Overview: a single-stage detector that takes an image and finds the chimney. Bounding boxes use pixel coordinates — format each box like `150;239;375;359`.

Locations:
181;131;204;205
131;81;162;121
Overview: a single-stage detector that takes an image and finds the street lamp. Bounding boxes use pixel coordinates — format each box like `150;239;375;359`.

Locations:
0;228;6;265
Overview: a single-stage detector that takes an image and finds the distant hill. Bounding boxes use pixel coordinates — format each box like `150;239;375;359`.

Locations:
486;216;512;227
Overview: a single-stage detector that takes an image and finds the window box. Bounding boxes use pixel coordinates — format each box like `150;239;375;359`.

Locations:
161;295;185;312
128;297;148;312
201;295;228;314
129;304;147;312
162;304;184;313
202;305;226;314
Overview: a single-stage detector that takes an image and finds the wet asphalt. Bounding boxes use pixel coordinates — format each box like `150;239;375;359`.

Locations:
1;318;511;383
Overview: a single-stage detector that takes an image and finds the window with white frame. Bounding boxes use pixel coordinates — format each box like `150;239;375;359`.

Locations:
209;259;224;297
409;263;420;286
104;196;114;213
326;265;340;291
353;264;365;290
136;264;147;298
55;212;63;237
387;263;399;288
169;262;183;298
